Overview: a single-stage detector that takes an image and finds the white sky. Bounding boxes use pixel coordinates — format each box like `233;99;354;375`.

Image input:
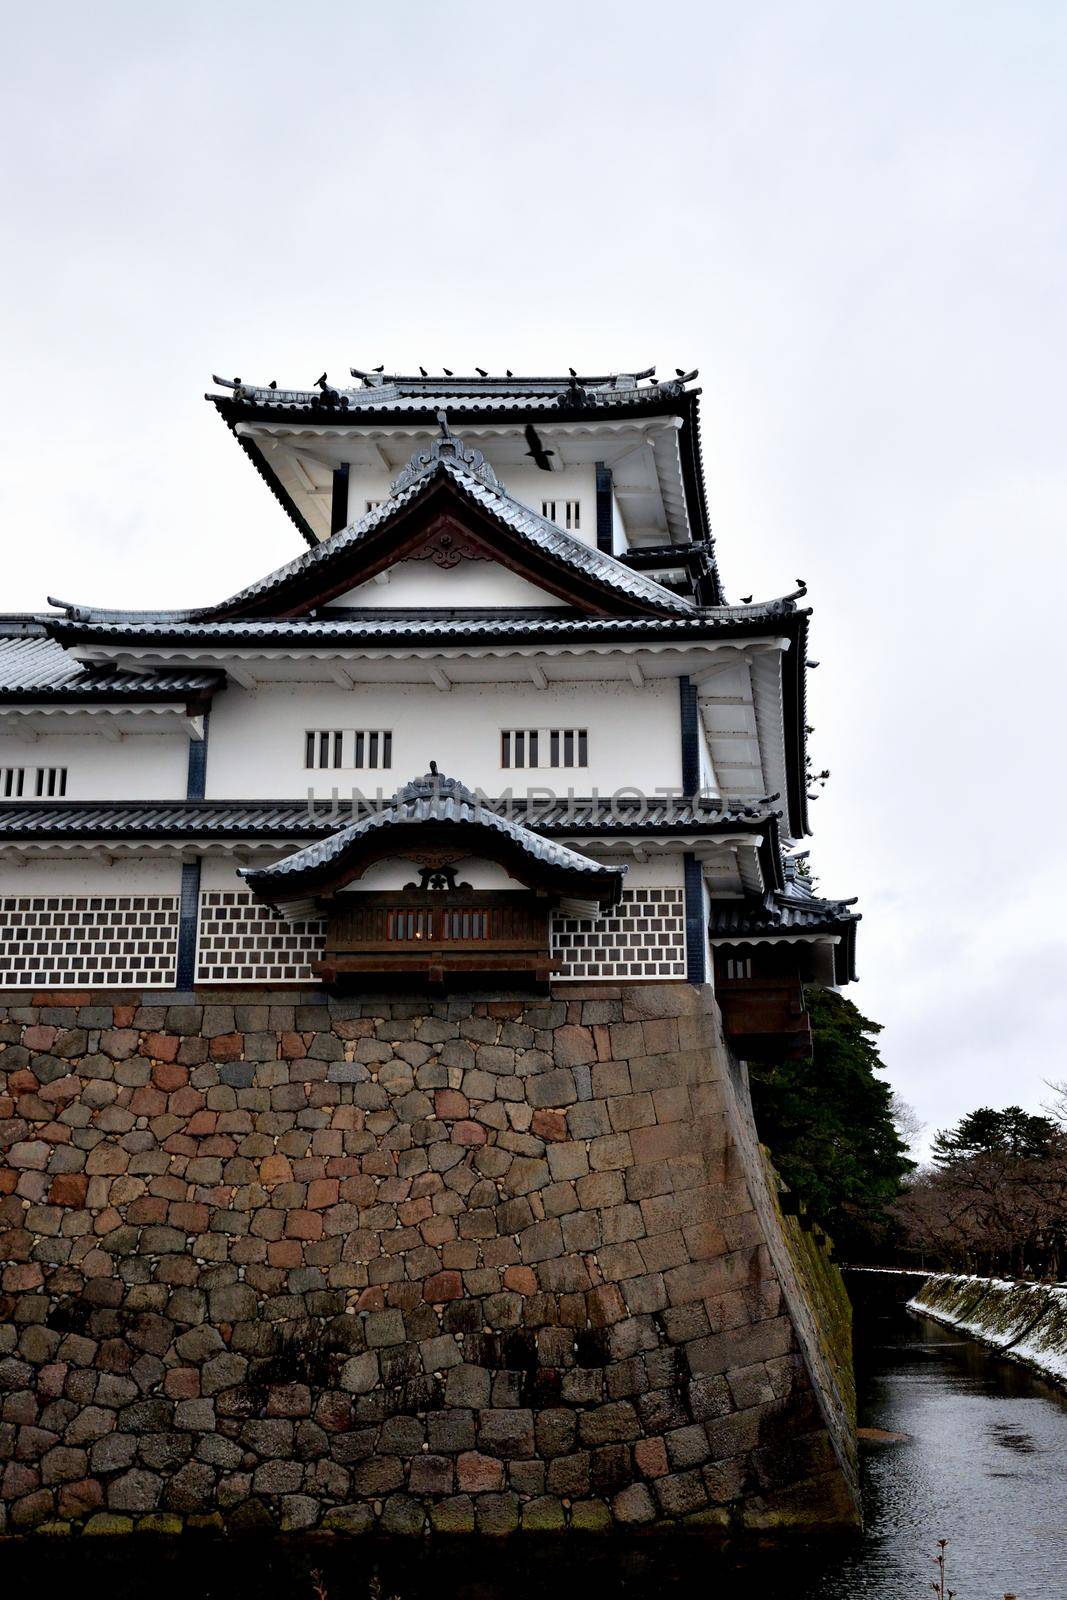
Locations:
2;1;1064;1151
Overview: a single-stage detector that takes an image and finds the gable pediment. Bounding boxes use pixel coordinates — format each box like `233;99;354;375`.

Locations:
226;474;688;620
199;429;695;621
324;510;572;610
44;428;697;627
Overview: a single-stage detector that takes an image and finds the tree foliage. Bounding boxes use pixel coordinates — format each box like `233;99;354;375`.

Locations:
747;986;913;1258
931;1105;1059;1167
894;1106;1067;1277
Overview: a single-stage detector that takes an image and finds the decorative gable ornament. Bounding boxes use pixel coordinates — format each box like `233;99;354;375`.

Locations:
391;411;502;497
405;523;489;568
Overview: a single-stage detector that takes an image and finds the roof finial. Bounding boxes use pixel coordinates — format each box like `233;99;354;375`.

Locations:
436;410;452;442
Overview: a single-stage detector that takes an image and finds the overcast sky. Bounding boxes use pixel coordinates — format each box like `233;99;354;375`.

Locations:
2;1;1064;1153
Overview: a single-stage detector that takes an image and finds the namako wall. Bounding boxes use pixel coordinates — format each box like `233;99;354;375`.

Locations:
0;982;858;1536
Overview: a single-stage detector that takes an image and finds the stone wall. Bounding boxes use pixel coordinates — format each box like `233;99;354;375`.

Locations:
0;983;858;1536
910;1275;1067;1391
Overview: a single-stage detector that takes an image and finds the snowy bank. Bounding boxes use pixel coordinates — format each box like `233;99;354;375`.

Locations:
908;1274;1067;1389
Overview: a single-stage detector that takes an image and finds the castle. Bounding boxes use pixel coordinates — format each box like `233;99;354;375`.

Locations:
0;367;860;1535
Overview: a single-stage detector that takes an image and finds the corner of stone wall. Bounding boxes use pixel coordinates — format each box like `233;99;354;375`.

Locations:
691;988;860;1525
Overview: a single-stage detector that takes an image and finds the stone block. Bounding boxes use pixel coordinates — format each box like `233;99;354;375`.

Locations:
612;1481;656;1524
478;1409;534;1458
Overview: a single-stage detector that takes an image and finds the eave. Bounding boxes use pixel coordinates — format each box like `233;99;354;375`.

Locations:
209;386;721;598
0;704;206;740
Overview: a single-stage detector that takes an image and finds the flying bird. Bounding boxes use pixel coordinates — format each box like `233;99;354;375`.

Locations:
475;366;488;377
523;423;556;471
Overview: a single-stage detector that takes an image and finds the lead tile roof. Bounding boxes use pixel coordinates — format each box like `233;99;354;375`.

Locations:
51;434;697;624
0;795;781;841
212;371;690;415
0;632;220;699
240;772;623;890
46;604;801;646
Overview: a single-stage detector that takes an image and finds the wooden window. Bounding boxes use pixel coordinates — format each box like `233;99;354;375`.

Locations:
305;731;392;770
501;728;588;770
541;499;580;530
1;766;66;799
724;956;753;981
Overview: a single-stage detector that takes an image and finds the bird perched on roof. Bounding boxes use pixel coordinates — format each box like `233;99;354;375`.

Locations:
443;367;453;376
740;594;753;604
524;424;555;471
568;367;577;378
315;373;328;389
268;379;277;390
419;366;428;377
675;369;698;383
373;364;384;373
807;660;820;668
475;366;488;377
506;369;513;377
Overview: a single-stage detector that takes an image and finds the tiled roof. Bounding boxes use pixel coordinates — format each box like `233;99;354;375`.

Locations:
0;795;781;842
51;431;696;625
707;891;858;937
210;369;690;416
215;437;695;618
707;863;859;981
208;371;723;602
0;631;220;701
47;603;802;647
240;771;624;898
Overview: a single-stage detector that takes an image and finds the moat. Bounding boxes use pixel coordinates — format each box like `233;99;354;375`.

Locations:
5;1298;1067;1598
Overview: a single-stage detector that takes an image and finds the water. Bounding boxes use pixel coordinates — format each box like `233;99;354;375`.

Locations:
5;1304;1067;1600
803;1305;1067;1598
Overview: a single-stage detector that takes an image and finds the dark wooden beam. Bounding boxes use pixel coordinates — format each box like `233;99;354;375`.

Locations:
330;463;350;536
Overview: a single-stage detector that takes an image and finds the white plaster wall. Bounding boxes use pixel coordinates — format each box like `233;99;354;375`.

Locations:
200;856;264;893
493;464;598;548
0;856;181;897
337;461;598;550
329;563;568;610
340;857;525;891
580;856;683;890
0;730;189;801
205;681;683;800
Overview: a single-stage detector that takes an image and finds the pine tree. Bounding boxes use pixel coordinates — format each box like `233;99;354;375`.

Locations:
747;986;913;1256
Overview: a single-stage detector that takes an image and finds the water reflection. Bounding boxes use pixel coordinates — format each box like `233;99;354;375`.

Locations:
4;1307;1066;1600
